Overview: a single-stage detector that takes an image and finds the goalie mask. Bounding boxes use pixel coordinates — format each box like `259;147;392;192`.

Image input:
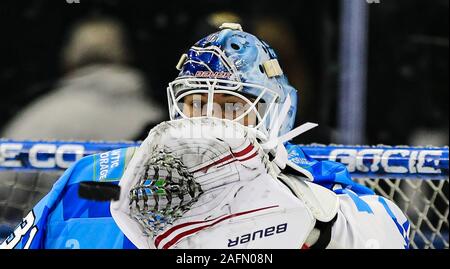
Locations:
167;23;298;143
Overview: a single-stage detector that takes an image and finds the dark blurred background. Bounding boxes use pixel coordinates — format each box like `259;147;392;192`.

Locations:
0;0;448;145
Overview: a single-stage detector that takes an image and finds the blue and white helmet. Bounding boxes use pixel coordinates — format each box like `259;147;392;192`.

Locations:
167;23;298;142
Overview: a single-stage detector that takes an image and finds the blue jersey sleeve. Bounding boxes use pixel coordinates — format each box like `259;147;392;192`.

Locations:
285;142;374;195
0;147;138;249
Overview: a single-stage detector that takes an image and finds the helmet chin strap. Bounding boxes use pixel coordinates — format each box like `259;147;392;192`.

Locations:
260;95;318;180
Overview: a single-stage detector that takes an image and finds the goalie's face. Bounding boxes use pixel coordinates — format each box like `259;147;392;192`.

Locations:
167;78;280;141
182;93;258;127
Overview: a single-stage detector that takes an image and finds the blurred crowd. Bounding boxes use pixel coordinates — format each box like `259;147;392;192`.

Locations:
0;0;448;146
2;17;165;141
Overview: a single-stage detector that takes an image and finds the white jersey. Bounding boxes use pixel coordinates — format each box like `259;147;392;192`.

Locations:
110;118;409;249
329;190;410;249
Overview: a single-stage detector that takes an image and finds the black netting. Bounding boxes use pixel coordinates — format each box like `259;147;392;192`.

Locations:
358;178;449;249
0;171;62;240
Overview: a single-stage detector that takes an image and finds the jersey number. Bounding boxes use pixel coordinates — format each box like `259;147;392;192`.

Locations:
0;211;38;249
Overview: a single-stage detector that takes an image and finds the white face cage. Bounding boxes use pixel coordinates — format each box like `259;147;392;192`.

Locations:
167;77;280;141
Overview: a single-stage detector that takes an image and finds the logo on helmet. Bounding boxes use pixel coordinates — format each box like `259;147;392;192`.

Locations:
195;71;232;79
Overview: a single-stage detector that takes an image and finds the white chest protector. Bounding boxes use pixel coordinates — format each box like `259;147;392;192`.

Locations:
110;118;341;249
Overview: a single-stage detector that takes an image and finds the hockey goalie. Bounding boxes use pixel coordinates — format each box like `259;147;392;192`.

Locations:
1;23;410;249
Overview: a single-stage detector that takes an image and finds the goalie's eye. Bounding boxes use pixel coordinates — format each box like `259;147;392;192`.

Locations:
182;94;206;117
184;94;206;104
